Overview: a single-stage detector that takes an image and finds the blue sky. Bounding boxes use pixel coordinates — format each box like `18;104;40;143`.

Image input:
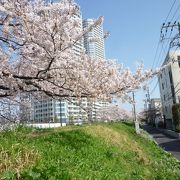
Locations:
76;0;179;111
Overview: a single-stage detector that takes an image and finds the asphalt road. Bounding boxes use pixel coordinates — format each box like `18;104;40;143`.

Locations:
142;124;180;161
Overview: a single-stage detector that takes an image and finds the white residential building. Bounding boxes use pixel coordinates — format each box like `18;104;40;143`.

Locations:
68;97;88;124
83;19;105;59
158;50;180;129
91;101;109;121
150;98;162;109
146;98;162;127
32;97;68;124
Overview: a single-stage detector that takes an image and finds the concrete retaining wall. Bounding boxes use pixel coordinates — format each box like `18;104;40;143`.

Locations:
163;129;180;139
27;123;66;129
158;128;180;139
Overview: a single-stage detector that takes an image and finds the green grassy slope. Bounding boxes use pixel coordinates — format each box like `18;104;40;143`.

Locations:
0;123;180;179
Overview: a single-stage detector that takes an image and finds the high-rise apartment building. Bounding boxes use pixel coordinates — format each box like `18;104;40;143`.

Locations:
83;19;108;120
158;50;180;129
83;19;105;59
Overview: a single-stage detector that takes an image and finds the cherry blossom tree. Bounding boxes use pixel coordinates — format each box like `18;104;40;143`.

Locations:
0;0;155;99
0;0;156;123
97;105;132;122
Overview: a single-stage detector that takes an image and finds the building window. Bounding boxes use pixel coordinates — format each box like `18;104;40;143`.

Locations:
162;83;164;90
165;106;168;113
164;95;166;101
57;113;65;117
177;56;180;68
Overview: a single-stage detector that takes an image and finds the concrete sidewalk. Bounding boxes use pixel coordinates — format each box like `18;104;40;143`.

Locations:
142;124;180;161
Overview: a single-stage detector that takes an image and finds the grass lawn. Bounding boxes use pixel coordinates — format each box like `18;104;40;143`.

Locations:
0;122;180;179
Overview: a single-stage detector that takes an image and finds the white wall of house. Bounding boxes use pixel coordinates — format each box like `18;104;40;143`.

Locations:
158;50;180;128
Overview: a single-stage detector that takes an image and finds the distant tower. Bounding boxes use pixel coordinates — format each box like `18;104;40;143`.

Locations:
83;19;105;59
83;19;107;121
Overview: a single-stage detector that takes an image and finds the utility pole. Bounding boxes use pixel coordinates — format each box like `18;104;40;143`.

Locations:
132;92;140;134
145;86;151;123
143;99;148;121
161;21;180;49
161;22;180;36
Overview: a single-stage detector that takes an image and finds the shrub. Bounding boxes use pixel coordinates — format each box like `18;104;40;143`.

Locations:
172;103;180;129
175;126;180;133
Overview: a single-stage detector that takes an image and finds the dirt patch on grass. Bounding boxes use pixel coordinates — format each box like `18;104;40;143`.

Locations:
24;126;81;139
0;144;40;177
85;125;150;165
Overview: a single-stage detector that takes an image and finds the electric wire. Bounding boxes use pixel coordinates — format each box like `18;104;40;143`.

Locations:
149;80;159;95
169;1;180;23
147;0;180;100
153;0;180;69
164;0;177;24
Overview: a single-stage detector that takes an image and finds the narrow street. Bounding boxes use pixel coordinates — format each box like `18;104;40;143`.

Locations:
142;125;180;161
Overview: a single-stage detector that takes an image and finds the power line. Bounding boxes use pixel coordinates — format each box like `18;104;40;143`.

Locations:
147;76;156;86
149;42;167;98
149;49;169;98
176;13;180;22
169;1;180;22
148;0;180;100
150;80;159;95
154;41;167;68
148;49;178;97
153;0;180;69
164;87;180;104
151;40;161;69
151;30;171;70
164;0;177;24
152;29;174;70
157;21;180;68
164;81;180;100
